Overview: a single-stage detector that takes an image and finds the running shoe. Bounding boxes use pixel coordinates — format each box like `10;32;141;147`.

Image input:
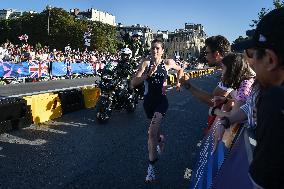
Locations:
145;164;156;183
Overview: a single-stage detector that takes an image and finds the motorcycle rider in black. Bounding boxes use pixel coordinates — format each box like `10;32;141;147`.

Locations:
95;48;138;123
115;48;135;79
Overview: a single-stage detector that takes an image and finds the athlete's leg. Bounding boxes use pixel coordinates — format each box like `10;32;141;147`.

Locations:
145;112;163;182
148;112;163;161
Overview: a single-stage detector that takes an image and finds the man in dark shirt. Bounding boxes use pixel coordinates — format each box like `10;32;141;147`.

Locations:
234;7;284;188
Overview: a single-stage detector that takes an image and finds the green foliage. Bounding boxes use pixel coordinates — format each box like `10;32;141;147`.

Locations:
233;0;284;43
35;42;42;50
250;0;284;28
274;0;284;8
89;21;118;53
232;36;248;45
0;7;119;53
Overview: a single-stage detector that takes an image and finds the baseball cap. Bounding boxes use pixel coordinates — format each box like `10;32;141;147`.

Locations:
232;7;284;54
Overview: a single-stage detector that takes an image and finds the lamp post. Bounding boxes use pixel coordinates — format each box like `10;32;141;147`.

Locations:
47;5;52;36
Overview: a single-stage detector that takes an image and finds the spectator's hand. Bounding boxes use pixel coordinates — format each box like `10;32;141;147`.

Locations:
179;74;190;85
212;120;226;154
216;120;226;140
208;107;214;116
213;96;227;107
176;82;181;92
208;106;222;116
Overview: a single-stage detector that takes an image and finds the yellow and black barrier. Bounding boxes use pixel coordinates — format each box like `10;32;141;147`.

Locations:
23;93;62;124
168;68;216;85
0;97;31;133
0;85;102;129
56;89;84;114
81;86;101;109
167;74;175;85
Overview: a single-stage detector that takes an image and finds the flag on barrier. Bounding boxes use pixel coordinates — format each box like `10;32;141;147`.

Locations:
0;62;30;77
51;62;67;76
189;123;228;189
211;128;253;189
18;34;29;42
70;62;93;74
29;61;49;78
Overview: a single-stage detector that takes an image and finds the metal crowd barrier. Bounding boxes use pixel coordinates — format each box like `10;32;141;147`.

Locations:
189;125;255;189
1;68;214;132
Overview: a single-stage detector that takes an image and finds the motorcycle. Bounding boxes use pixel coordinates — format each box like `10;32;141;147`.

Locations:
131;57;145;100
95;62;139;123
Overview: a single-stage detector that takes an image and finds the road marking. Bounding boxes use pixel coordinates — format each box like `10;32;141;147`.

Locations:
7;84;97;98
25;124;67;134
0;133;47;145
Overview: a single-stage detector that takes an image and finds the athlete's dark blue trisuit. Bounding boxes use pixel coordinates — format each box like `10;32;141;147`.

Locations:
143;60;169;119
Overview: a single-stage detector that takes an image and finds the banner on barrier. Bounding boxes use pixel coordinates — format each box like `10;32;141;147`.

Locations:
189;124;227;189
51;62;94;76
1;60;131;78
0;62;30;77
70;62;93;74
211;128;253;189
51;62;67;76
29;61;49;78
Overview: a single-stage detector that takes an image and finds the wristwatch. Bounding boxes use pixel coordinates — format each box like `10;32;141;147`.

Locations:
220;117;231;129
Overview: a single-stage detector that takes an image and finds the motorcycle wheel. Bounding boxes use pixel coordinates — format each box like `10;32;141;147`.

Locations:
95;96;111;123
126;101;136;113
126;93;138;113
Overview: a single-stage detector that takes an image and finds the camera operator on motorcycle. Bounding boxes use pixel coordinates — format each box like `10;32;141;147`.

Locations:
129;31;144;62
128;31;148;99
95;48;139;123
115;48;135;79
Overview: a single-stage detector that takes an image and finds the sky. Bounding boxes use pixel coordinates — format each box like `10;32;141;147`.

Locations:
1;0;275;42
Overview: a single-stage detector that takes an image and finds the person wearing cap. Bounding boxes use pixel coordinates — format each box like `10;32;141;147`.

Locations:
219;7;284;189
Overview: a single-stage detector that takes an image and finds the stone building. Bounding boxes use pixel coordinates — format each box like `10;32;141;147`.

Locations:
0;9;22;20
155;23;206;61
70;8;116;26
116;23;154;51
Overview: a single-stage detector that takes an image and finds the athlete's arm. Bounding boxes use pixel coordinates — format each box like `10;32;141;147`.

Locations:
185;82;229;107
166;59;184;90
131;60;149;88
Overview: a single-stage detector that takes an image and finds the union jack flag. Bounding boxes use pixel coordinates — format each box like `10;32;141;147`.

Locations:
29;61;49;78
18;34;29;42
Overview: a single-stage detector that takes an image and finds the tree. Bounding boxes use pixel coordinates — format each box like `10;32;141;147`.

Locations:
250;0;284;28
0;7;119;53
232;36;248;46
232;0;284;44
89;21;118;53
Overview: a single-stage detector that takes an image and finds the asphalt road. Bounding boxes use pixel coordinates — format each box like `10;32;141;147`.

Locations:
0;73;220;189
0;77;99;97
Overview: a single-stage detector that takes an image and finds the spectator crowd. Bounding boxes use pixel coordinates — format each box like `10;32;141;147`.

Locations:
0;42;119;64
